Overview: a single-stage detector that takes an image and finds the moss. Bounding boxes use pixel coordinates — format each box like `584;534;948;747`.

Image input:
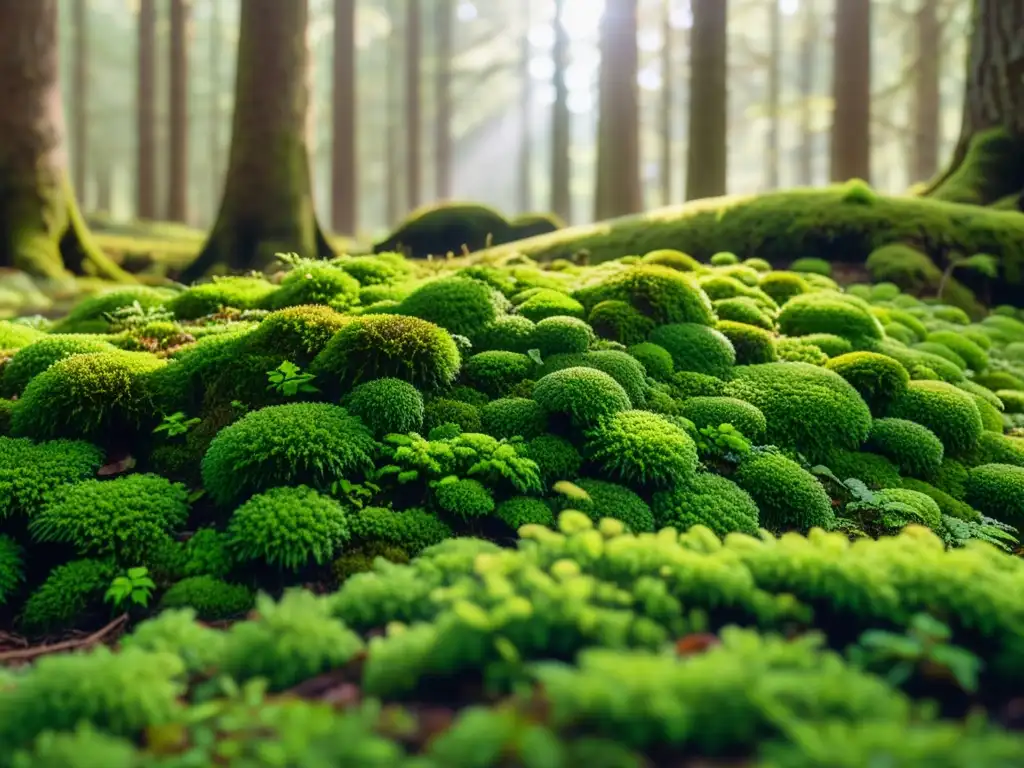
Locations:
965;463;1024;526
886;380;984;458
872;339;965;384
671;370;727;398
49;287;172;334
825;352;909;415
532;316;593;357
583;410;698;491
396;277;507;339
639;248;702;271
244;305;350;364
348;506;452;555
713;297;775;330
649;323;736;377
474;315;537;354
516;288;586;322
790;257;833;277
540;350;649;407
588;300;656;345
679;396;767;442
551;478;654;533
434;477;495;519
628;342;674;381
925;331;988;372
865;418;944;480
964;432;1024;469
19;558;117;634
0;321;46;350
652;473;760;537
725;363;872;461
573;265;715;326
311;314;461;394
777;337;830;366
533;367;632;429
715;320;777;365
334;252;413;286
823;449;903;490
777;293;884;346
524;435;583;488
424;398;482;434
462;351;536;397
899;478;979;522
934;458;970;499
201;402;376;507
373;202;514;257
0;437;104;519
710;252;739;266
332;542;411;584
759;271;811;305
912;341;967;370
342;378;425;437
160;576;254;620
493;496;556;532
975;369;1024;391
874;487;942;528
480;397;547;440
733;450;835;531
10;350;164;444
996;389;1024;413
168;276;276;320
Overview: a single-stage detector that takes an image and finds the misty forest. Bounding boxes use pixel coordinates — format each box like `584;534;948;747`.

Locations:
3;1;1024;765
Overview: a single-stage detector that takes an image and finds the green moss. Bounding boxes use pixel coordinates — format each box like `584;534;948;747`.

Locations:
874;487;942;528
899;478;979;522
865;418;944;480
715;320;777;365
348;506;452;555
334;252;413;286
474;315;537;354
777;337;830;366
533;367;632;429
964;432;1024;468
583;410;698;491
651;472;760;537
628;342;674;381
342;378;425;437
823;449;903;490
373;202;514;257
0;321;45;350
551;478;654;533
396;277;507;339
588;299;656;345
649;323;736;377
541;350;649;407
168;276;276;319
912;341;967;370
790;257;833;277
245;305;350;364
524;435;583;488
423;398;482;434
480;397;547;440
263;264;361;311
573;265;715;326
965;463;1024;526
925;331;988;372
516;288;585;322
160;575;254;620
532;316;594;357
201;403;376;507
777;293;884;346
713;297;775;330
798;333;854;357
19;558;117;634
50;287;172;334
886;380;984;457
494;496;556;531
639;248;701;271
0;437;104;519
733;450;835;531
434;477;495;519
679;396;767;442
825;352;909;415
462;351;536;397
0;336;117;397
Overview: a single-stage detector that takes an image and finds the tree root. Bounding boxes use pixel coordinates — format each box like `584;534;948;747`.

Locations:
0;613;128;664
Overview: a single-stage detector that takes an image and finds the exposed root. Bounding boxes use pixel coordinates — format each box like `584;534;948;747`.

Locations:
0;613;128;664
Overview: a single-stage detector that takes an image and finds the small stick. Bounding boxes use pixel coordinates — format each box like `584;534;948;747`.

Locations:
0;614;128;665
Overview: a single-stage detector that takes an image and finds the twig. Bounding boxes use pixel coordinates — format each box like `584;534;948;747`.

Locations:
0;614;128;665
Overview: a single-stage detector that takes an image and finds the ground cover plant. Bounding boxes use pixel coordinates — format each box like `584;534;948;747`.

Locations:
4;245;1024;764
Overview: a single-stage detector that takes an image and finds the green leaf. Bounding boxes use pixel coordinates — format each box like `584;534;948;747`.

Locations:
958;253;999;277
127;566;149;579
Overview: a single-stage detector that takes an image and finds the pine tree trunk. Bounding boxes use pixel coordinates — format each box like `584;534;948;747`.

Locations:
686;0;728;200
405;0;422;211
71;0;88;202
550;0;572;224
659;0;673;205
385;0;400;225
180;0;331;283
766;0;782;189
798;0;817;186
910;0;941;183
594;0;642;220
331;0;357;235
137;0;157;220
927;0;1024;206
830;0;871;182
0;0;126;279
208;0;222;226
168;0;190;223
517;4;533;214
435;0;453;201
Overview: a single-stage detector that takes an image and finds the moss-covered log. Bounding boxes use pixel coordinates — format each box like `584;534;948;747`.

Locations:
0;0;128;281
180;0;331;284
473;185;1024;299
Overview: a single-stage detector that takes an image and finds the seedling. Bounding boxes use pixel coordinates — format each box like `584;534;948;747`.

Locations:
104;567;156;611
267;361;319;397
153;411;200;438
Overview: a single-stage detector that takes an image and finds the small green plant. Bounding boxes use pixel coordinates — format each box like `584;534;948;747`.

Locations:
266;361;319;397
939;514;1018;553
102;300;174;330
153;411;200;439
937;253;998;301
329;478;381;510
848;612;982;695
696;423;752;463
104;567;156;611
813;468;924;537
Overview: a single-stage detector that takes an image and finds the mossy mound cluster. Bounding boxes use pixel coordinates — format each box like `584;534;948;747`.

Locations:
2;242;1024;762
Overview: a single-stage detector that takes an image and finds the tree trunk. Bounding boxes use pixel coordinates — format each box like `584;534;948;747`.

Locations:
927;0;1024;207
405;0;422;211
797;0;818;186
550;0;572;223
208;0;222;226
180;0;331;283
95;156;114;215
910;0;941;184
517;3;533;214
0;0;127;280
686;0;728;200
331;0;357;235
659;0;673;205
71;0;88;202
137;0;157;220
594;0;642;220
434;0;453;201
386;0;400;225
830;0;871;182
766;0;782;189
168;0;190;223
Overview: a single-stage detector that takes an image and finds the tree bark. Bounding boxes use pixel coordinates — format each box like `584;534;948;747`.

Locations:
180;0;331;283
517;3;533;214
137;0;157;220
686;0;728;200
910;0;941;183
386;0;400;225
927;0;1024;206
766;0;782;189
830;0;872;182
797;0;818;186
0;0;127;279
168;0;190;223
208;0;222;225
435;0;453;201
71;0;88;202
659;0;673;205
405;0;422;211
594;0;642;220
331;0;357;235
95;155;113;215
550;0;572;223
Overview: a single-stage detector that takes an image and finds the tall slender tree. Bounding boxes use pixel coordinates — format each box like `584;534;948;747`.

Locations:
911;0;941;184
686;0;728;200
405;0;422;210
517;3;533;214
830;0;872;182
927;0;1024;207
180;0;331;282
766;0;782;189
659;0;673;205
550;0;571;223
435;0;453;201
385;0;401;225
168;0;190;223
797;0;818;186
208;0;222;222
137;0;157;219
71;0;88;201
0;0;125;278
594;0;642;220
331;0;357;235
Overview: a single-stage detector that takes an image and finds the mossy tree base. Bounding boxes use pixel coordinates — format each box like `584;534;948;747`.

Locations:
926;129;1024;209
